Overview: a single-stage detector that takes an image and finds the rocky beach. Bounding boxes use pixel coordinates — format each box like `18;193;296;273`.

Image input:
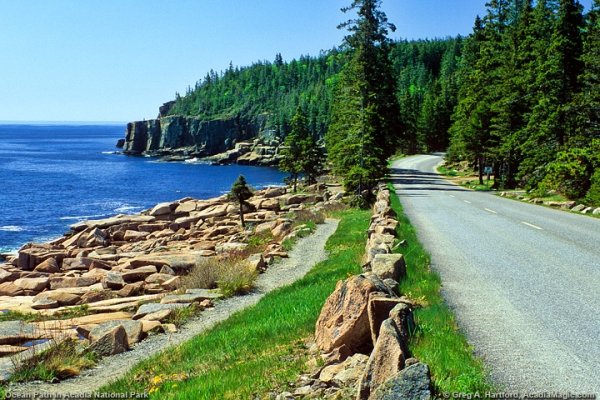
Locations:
0;182;343;382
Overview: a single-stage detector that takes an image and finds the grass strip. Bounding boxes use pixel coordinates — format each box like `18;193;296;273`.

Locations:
99;209;370;399
388;182;493;393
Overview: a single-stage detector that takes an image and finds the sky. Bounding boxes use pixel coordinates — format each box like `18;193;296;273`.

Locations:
0;0;593;122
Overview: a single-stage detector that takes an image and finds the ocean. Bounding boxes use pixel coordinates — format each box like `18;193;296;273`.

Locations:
0;124;287;253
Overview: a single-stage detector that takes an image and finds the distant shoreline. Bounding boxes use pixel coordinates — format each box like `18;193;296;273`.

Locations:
0;121;127;126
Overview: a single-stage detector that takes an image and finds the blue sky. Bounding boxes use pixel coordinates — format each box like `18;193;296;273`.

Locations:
0;0;592;122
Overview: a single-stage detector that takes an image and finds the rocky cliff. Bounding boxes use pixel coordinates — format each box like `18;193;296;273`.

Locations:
122;114;269;160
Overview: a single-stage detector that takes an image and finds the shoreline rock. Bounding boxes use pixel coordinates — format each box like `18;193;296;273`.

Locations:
0;182;343;380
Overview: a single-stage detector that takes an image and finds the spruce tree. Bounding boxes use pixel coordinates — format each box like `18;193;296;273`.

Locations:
229;175;253;227
326;0;402;195
279;108;306;192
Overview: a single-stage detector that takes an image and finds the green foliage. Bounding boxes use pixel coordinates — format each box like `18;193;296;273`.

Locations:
11;339;98;383
99;209;370;399
584;169;600;205
279;107;324;190
229;175;253;227
449;0;596;197
327;0;401;195
543;147;597;199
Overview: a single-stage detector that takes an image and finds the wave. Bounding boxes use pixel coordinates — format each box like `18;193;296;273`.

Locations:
101;151;121;155
59;214;106;221
0;225;25;232
114;205;143;214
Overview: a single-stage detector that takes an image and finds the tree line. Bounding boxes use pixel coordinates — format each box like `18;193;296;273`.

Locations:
449;0;599;203
170;0;599;203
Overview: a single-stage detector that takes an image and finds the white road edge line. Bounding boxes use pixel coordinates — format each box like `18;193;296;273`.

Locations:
464;200;471;204
521;221;543;230
484;208;497;214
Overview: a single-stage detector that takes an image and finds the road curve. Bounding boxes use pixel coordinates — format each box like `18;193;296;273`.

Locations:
392;154;600;395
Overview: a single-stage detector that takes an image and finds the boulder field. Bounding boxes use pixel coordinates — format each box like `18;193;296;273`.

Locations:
0;183;338;375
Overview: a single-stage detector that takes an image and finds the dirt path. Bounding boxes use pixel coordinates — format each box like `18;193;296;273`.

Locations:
7;218;340;396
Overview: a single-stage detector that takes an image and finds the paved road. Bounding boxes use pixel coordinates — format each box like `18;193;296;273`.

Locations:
392;154;600;395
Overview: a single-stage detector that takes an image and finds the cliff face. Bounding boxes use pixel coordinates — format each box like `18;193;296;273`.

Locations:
123;115;267;158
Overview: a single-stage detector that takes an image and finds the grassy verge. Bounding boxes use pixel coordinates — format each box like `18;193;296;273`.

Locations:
98;209;370;399
388;182;493;393
437;165;496;191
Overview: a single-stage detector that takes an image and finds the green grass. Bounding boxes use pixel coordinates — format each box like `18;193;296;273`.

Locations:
10;339;98;383
98;209;370;399
437;165;496;191
0;305;91;323
387;182;493;394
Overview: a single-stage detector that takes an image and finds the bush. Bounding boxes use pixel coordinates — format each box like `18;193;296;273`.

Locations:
181;255;258;298
542;148;596;199
11;339;98;382
584;169;600;206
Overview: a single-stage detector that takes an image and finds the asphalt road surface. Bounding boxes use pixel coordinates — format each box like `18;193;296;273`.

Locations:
391;154;600;395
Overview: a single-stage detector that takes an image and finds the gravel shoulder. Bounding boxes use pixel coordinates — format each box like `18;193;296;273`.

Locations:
8;218;340;396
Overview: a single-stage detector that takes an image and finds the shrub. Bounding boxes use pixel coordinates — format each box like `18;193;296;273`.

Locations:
181;255;258;298
542;147;596;199
584;169;600;206
11;339;98;382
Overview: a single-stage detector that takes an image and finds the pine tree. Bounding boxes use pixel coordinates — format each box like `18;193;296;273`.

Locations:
279;109;306;192
229;175;253;227
326;0;401;196
573;0;600;144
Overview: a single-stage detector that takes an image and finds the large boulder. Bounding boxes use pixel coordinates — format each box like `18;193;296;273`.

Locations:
371;254;406;282
14;277;49;292
33;291;81;306
89;325;129;356
357;319;407;399
33;257;60;273
89;320;143;346
371;362;432;400
0;282;23;296
315;275;381;354
0;269;19;284
367;294;412;347
121;266;158;283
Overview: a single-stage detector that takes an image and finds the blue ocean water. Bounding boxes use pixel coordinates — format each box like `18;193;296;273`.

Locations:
0;124;287;253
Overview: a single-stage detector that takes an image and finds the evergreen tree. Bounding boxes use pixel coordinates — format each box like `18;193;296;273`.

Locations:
280;108;309;192
573;0;600;144
229;175;253;227
326;0;401;195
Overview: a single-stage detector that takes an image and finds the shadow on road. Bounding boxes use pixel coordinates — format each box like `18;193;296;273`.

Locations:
389;167;469;193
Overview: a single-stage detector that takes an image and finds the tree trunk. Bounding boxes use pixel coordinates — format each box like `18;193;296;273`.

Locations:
478;155;484;185
492;162;501;190
239;204;245;227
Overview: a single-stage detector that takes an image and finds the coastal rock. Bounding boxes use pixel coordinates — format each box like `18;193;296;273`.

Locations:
132;302;191;320
33;291;81;306
89;325;129;356
315;275;380;354
371;362;432;400
116;282;145;297
49;276;96;289
371;254;406;282
14;277;48;292
121;266;158;283
149;202;175;216
102;272;126;290
0;269;19;284
358;319;406;399
34;258;60;273
0;321;40;345
89;320;143;346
